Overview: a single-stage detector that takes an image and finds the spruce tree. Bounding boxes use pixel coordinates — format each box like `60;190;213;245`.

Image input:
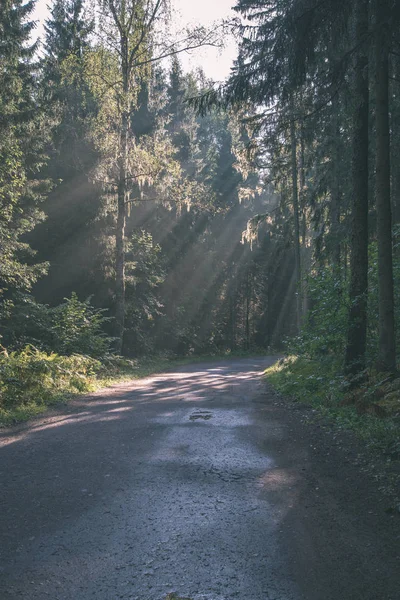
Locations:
0;0;49;332
42;0;95;176
344;0;370;375
374;0;396;372
30;0;105;306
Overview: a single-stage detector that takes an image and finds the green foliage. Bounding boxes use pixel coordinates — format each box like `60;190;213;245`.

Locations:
269;250;400;460
1;293;113;358
267;356;345;406
50;293;113;357
124;231;165;355
290;267;348;361
0;0;50;309
288;231;400;365
0;347;101;412
265;357;400;459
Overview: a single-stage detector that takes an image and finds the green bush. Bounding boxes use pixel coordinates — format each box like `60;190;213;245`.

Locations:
0;346;101;410
292;229;400;366
289;267;348;362
50;293;112;357
1;293;113;358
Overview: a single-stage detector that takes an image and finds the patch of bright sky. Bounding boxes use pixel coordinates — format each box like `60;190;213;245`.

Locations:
32;0;237;82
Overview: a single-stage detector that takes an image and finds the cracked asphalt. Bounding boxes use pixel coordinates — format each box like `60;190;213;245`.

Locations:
0;357;399;600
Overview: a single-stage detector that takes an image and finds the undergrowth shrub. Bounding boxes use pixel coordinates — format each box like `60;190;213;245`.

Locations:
1;293;113;358
266;356;400;458
267;355;345;406
50;293;112;357
289;230;400;365
289;267;348;362
267;246;400;459
0;347;101;409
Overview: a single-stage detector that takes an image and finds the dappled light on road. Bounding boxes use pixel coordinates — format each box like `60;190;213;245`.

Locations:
1;356;398;600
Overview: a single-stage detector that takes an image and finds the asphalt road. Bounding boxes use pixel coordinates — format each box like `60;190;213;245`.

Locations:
0;357;399;600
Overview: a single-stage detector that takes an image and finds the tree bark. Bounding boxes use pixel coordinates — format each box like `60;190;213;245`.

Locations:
245;270;250;349
375;0;396;372
344;0;369;375
299;123;307;248
331;95;342;269
115;31;129;354
299;121;311;317
391;54;400;225
290;104;302;332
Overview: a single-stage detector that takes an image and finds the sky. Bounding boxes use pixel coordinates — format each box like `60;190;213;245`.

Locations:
32;0;237;82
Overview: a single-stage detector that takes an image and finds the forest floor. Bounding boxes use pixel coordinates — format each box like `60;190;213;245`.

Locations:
1;356;399;599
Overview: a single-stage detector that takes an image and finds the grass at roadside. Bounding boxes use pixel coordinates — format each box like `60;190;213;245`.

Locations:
0;348;265;427
265;356;400;461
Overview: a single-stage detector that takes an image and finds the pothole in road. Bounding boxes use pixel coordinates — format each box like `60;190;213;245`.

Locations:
189;412;213;421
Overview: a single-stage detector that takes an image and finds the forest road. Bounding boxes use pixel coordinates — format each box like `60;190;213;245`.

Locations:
0;356;399;600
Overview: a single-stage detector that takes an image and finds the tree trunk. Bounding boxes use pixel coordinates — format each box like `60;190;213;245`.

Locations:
331;95;342;269
299;123;307;247
391;54;400;225
245;270;250;349
299;122;310;317
375;0;396;372
290;103;302;332
115;35;129;354
115;158;127;354
344;0;369;375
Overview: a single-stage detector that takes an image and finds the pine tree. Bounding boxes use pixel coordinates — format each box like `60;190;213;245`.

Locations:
44;0;92;65
0;0;50;332
344;0;370;375
374;0;395;372
30;0;106;307
42;0;95;176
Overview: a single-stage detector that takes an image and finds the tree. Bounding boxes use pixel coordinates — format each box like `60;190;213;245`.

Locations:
289;96;302;331
374;0;395;372
42;0;95;176
92;0;220;352
218;0;374;371
44;0;92;66
30;0;105;306
344;0;370;375
0;0;50;332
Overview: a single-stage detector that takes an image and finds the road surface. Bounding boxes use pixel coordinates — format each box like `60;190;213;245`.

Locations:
0;357;399;599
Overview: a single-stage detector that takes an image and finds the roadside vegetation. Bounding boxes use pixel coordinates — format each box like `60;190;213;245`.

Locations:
0;345;181;427
266;357;400;460
265;243;400;461
0;346;262;427
0;291;260;426
0;293;181;426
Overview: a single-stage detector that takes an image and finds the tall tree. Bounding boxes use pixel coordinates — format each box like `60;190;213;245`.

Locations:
0;0;49;331
93;0;166;352
374;0;395;372
344;0;370;375
94;0;219;352
43;0;95;176
30;0;103;306
289;97;302;331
